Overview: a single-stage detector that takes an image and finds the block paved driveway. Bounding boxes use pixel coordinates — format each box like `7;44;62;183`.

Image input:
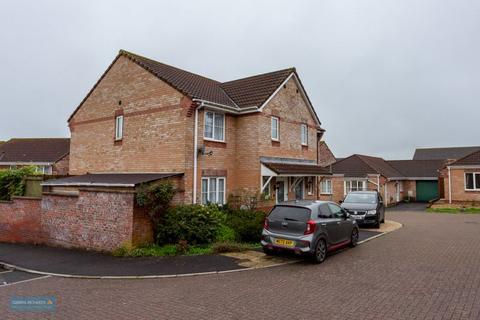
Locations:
1;204;480;320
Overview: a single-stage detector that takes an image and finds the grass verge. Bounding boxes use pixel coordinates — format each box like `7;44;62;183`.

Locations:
427;207;480;214
112;242;261;257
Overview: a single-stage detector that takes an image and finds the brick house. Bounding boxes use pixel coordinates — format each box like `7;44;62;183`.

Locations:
319;154;444;205
62;50;330;207
440;150;480;204
0;138;70;175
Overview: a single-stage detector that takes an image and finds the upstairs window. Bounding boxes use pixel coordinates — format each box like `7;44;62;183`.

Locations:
271;117;279;140
204;111;225;141
115;115;124;140
301;124;308;146
465;173;480;190
35;165;52;175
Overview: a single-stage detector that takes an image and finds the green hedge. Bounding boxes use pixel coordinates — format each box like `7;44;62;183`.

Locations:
0;167;36;201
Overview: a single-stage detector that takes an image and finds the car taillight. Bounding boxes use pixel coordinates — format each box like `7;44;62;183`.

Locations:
264;218;269;230
304;220;316;235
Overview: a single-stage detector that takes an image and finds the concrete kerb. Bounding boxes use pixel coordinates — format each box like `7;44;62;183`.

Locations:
0;220;403;280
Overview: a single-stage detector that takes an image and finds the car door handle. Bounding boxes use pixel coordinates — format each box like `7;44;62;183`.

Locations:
336;222;341;225
321;223;326;226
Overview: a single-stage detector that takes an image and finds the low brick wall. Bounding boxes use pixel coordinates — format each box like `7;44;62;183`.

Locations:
0;197;43;244
0;190;154;252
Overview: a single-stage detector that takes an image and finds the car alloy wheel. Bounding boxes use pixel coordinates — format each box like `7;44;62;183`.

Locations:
350;228;359;247
313;239;327;264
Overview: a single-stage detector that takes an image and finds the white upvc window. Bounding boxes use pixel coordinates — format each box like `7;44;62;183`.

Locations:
201;177;226;204
301;124;308;146
115;115;124;140
465;173;480;191
320;179;332;194
345;180;367;194
204;111;225;141
271;117;279;141
35;165;52;175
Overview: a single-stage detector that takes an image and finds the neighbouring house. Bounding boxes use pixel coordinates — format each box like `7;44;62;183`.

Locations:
413;146;480;201
0;138;70;175
62;49;331;208
319;154;445;205
319;154;405;206
439;149;480;204
387;160;446;202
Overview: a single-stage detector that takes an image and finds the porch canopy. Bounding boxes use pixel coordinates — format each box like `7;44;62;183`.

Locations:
260;158;331;193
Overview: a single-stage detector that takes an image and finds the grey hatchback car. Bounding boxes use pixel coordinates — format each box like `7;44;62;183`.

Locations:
261;200;359;263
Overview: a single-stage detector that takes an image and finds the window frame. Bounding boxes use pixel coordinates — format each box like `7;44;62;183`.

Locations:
201;177;226;204
204;111;225;142
115;115;124;141
320;179;332;195
271;116;279;141
300;123;308;146
344;180;367;195
465;172;480;191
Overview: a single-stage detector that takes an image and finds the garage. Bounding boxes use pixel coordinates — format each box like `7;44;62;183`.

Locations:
416;180;439;202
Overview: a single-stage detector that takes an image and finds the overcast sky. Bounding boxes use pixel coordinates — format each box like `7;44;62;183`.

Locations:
1;0;479;159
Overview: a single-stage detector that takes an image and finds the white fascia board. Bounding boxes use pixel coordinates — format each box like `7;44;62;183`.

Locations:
258;73;294;112
0;162;53;166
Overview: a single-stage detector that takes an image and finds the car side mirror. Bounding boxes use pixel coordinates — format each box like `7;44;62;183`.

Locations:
343;211;349;219
338;200;343;204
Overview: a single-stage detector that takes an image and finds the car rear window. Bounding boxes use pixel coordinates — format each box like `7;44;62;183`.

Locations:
268;206;311;222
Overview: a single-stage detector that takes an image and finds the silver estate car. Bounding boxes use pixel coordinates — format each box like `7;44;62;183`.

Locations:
261;200;359;263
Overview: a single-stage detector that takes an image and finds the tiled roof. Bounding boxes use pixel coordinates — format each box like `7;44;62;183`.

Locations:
43;173;183;187
450;150;480;166
0;138;70;164
122;51;238;108
413;146;480;160
69;50;318;122
388;160;445;178
263;162;331;175
332;154;402;178
221;68;295;109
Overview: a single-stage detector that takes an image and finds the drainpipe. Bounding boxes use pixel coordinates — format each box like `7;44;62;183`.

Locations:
384;182;388;206
448;166;452;204
192;102;203;204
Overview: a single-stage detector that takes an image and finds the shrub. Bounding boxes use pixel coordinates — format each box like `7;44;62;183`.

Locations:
216;224;237;242
0;166;36;201
224;208;266;243
156;204;225;245
136;181;176;237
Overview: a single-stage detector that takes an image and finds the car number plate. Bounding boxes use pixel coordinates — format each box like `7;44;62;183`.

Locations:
274;239;295;247
352;215;363;220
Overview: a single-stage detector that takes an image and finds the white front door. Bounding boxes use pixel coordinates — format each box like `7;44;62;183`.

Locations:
396;183;400;202
276;178;288;203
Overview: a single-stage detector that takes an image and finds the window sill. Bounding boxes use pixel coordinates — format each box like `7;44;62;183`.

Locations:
271;140;280;147
320;193;332;195
114;139;123;146
204;137;226;143
204;140;227;149
465;189;480;192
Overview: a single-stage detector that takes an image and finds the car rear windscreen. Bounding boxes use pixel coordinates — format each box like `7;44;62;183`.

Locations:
268;206;311;222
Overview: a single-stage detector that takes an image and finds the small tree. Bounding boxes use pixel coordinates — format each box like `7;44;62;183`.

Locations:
136;181;176;237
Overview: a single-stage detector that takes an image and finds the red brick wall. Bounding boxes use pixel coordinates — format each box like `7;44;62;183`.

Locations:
318;141;336;167
0;197;42;244
0;190;155;252
443;167;480;203
41;191;136;251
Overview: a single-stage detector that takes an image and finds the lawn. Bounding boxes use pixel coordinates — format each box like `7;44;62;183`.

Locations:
427;207;480;214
